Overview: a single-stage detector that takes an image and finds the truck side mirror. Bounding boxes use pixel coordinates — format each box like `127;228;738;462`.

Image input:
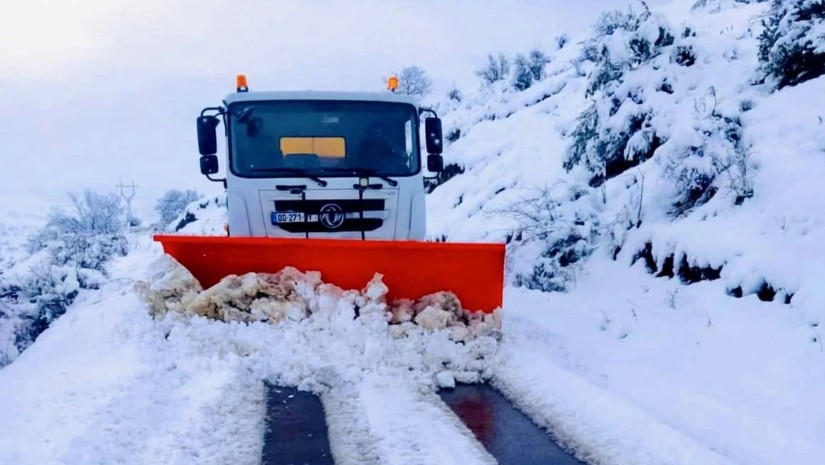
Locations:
427;154;444;172
197;116;220;155
200;155;219;175
425;117;443;155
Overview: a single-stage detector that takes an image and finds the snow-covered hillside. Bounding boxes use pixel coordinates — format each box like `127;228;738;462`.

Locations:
429;0;825;306
2;1;825;464
423;0;825;462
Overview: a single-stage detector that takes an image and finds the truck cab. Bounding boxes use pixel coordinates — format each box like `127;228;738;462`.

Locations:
195;77;444;240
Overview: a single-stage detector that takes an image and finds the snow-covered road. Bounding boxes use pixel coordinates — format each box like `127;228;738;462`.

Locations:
0;289;266;465
0;243;505;465
1;241;822;465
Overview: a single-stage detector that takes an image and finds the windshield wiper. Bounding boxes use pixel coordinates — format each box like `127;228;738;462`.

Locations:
249;168;328;187
319;168;398;187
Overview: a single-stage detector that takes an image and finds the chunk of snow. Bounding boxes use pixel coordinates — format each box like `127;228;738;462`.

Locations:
435;371;456;389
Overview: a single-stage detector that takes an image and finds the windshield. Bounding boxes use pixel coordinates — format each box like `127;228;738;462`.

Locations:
229;100;420;178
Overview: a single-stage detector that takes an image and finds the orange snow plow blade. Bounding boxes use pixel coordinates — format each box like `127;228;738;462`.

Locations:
153;235;505;313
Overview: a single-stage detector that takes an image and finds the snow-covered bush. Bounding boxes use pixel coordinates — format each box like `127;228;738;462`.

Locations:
0;274;20;365
475;53;511;86
0;190;127;365
154;189;201;230
659;98;755;215
5;257;107;352
27;190;127;271
495;183;601;292
396;65;433;101
512;48;551;91
1;258;91;365
512;57;533;91
692;0;767;12
759;0;825;89
579;4;675;97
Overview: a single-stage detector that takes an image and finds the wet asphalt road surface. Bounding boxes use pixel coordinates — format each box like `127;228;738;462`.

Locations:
261;383;334;465
440;383;585;465
261;382;584;464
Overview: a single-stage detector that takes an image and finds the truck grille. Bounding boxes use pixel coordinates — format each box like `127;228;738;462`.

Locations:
272;199;386;233
273;199;384;213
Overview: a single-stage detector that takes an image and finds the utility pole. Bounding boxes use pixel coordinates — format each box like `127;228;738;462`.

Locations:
117;180;137;228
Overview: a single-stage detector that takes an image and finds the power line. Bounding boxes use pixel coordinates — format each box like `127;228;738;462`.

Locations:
117;180;137;227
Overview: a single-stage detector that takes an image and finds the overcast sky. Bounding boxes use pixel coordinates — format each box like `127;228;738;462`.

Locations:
0;0;669;219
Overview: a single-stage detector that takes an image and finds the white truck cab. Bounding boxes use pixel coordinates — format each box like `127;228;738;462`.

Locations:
195;77;444;240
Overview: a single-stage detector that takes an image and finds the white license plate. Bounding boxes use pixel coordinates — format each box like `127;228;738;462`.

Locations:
272;212;306;223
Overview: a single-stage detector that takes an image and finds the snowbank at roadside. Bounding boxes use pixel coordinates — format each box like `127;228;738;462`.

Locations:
493;257;825;465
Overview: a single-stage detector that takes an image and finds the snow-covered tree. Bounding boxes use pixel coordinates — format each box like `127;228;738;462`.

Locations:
396;65;432;100
155;189;201;230
565;5;674;186
564;3;751;219
759;0;825;89
27;190;128;271
581;5;675;97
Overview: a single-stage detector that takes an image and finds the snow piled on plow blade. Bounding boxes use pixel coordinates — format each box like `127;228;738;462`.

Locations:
136;253;503;387
153;234;506;313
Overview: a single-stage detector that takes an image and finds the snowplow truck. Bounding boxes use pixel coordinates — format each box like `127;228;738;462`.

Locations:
154;75;505;313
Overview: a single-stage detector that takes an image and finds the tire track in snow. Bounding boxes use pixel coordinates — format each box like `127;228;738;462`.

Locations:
54;323;266;465
321;384;383;465
0;291;268;465
358;374;497;465
492;314;741;465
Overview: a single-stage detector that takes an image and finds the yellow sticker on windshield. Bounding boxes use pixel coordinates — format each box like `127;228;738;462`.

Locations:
281;137;345;158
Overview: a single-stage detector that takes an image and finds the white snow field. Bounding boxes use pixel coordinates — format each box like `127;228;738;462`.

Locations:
0;187;58;267
3;0;825;464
